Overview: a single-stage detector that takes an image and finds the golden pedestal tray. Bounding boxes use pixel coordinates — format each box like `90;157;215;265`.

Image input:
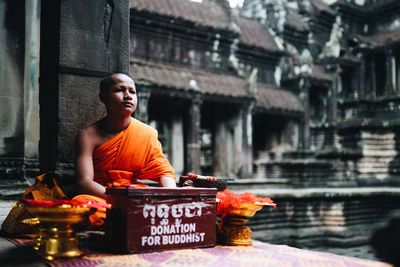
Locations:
218;202;265;246
22;204;94;260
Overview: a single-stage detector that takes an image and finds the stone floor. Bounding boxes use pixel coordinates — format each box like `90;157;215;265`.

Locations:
307;245;378;261
0;200;14;224
0;200;46;266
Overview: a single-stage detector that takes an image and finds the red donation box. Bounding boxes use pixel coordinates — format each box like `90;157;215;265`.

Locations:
105;187;217;253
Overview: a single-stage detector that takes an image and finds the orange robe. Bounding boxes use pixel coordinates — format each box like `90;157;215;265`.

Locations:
73;118;174;228
93;118;175;187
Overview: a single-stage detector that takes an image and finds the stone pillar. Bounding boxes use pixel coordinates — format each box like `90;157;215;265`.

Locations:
186;93;202;173
0;0;41;195
369;57;377;98
23;0;41;183
39;0;129;183
328;76;338;123
396;51;400;94
242;102;254;177
171;114;185;176
323;64;340;151
385;48;396;96
136;89;151;123
299;76;311;150
0;0;25;158
357;53;366;98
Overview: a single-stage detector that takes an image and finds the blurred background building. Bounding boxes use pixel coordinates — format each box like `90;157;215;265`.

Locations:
1;0;400;259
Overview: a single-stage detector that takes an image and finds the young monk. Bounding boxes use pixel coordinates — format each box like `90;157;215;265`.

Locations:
75;73;176;199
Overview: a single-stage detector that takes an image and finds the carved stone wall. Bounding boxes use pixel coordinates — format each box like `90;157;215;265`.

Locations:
250;190;400;249
0;0;41;194
0;0;130;196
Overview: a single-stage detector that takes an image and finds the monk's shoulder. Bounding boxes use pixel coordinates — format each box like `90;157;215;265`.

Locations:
77;124;101;147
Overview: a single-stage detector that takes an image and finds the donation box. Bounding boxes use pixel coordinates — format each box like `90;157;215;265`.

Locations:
105;187;217;253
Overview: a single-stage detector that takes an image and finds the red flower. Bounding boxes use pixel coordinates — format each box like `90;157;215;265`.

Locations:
216;189;276;220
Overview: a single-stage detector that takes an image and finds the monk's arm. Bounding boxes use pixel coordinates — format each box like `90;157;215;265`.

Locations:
75;131;106;198
159;176;177;188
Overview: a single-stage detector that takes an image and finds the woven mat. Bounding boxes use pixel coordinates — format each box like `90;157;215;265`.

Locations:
0;236;45;267
5;237;35;247
48;241;391;267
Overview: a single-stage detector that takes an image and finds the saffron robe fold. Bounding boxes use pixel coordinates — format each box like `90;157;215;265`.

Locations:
93;118;175;187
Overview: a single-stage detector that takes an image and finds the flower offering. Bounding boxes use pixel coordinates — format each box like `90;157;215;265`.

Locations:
216;189;276;246
216;189;276;220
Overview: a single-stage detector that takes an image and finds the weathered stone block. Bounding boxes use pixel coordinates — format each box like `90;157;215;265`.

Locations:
59;0;129;72
58;74;106;162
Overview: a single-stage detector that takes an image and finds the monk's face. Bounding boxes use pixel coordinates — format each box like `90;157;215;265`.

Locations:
101;74;138;116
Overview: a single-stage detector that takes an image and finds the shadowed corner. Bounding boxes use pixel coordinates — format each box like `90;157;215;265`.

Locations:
370;213;400;267
0;236;46;267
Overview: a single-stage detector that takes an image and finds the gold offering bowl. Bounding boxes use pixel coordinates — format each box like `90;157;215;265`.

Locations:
218;202;265;246
23;205;94;260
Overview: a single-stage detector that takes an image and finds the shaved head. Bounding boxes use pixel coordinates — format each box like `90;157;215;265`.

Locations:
100;73;133;92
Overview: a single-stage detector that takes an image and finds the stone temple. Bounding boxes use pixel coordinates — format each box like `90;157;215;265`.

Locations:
1;0;400;259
